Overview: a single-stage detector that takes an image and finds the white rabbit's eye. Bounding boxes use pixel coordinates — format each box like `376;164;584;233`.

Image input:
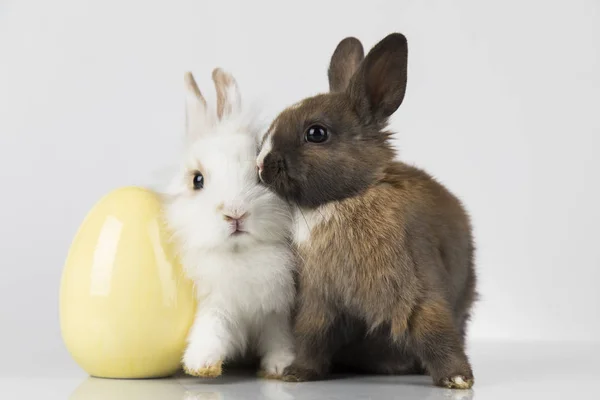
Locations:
192;172;204;190
305;125;329;143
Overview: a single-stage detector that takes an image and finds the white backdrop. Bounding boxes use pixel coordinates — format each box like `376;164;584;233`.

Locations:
1;0;599;369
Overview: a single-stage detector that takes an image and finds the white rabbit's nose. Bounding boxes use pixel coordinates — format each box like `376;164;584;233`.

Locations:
222;211;247;222
223;211;248;235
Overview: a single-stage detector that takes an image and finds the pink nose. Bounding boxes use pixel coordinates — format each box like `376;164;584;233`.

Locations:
223;212;247;223
224;212;247;233
257;161;264;173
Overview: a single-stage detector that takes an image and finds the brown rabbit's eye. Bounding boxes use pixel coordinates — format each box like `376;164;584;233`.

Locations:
192;172;204;190
305;125;329;143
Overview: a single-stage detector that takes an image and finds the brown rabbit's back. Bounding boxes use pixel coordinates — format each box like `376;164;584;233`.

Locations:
381;162;477;337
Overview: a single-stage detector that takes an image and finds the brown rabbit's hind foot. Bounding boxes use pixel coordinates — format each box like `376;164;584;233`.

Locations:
281;364;323;382
438;375;474;389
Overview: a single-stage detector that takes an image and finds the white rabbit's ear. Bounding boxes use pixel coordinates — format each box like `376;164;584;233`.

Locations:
212;68;241;120
184;72;209;137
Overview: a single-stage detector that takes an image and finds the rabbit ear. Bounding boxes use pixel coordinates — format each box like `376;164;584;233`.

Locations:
328;37;364;92
184;72;209;137
347;33;408;123
212;68;241;120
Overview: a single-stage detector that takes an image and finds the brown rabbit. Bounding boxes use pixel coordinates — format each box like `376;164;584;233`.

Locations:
257;33;477;389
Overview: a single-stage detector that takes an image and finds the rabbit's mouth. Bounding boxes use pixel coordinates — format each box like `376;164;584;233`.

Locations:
225;215;249;237
230;224;250;237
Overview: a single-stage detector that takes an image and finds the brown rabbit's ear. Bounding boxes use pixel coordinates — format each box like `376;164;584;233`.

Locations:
328;37;364;92
212;68;241;120
347;33;408;123
184;72;209;137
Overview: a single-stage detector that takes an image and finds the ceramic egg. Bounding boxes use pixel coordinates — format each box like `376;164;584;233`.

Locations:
60;187;195;378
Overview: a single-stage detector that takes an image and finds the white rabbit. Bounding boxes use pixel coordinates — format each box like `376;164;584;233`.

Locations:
163;69;295;378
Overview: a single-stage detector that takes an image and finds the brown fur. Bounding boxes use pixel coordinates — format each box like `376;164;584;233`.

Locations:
260;33;477;388
212;68;236;119
328;37;364;92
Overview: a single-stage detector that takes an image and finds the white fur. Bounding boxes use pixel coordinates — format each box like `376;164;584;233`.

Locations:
256;123;275;173
292;205;333;247
164;71;295;375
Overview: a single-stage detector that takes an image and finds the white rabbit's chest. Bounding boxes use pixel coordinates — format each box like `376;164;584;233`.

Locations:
185;248;295;316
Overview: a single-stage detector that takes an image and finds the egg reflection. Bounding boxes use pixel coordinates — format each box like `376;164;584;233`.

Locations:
69;377;188;400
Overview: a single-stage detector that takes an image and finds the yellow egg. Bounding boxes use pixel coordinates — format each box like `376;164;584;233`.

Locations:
60;187;195;379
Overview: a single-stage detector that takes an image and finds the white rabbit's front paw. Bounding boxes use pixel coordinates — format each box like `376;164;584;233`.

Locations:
183;344;224;378
259;350;294;378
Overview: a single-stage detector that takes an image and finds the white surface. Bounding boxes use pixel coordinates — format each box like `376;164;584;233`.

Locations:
0;0;599;378
0;342;597;400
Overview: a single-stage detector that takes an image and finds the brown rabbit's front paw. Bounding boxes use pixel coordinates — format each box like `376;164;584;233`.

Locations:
281;364;323;382
437;375;474;389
